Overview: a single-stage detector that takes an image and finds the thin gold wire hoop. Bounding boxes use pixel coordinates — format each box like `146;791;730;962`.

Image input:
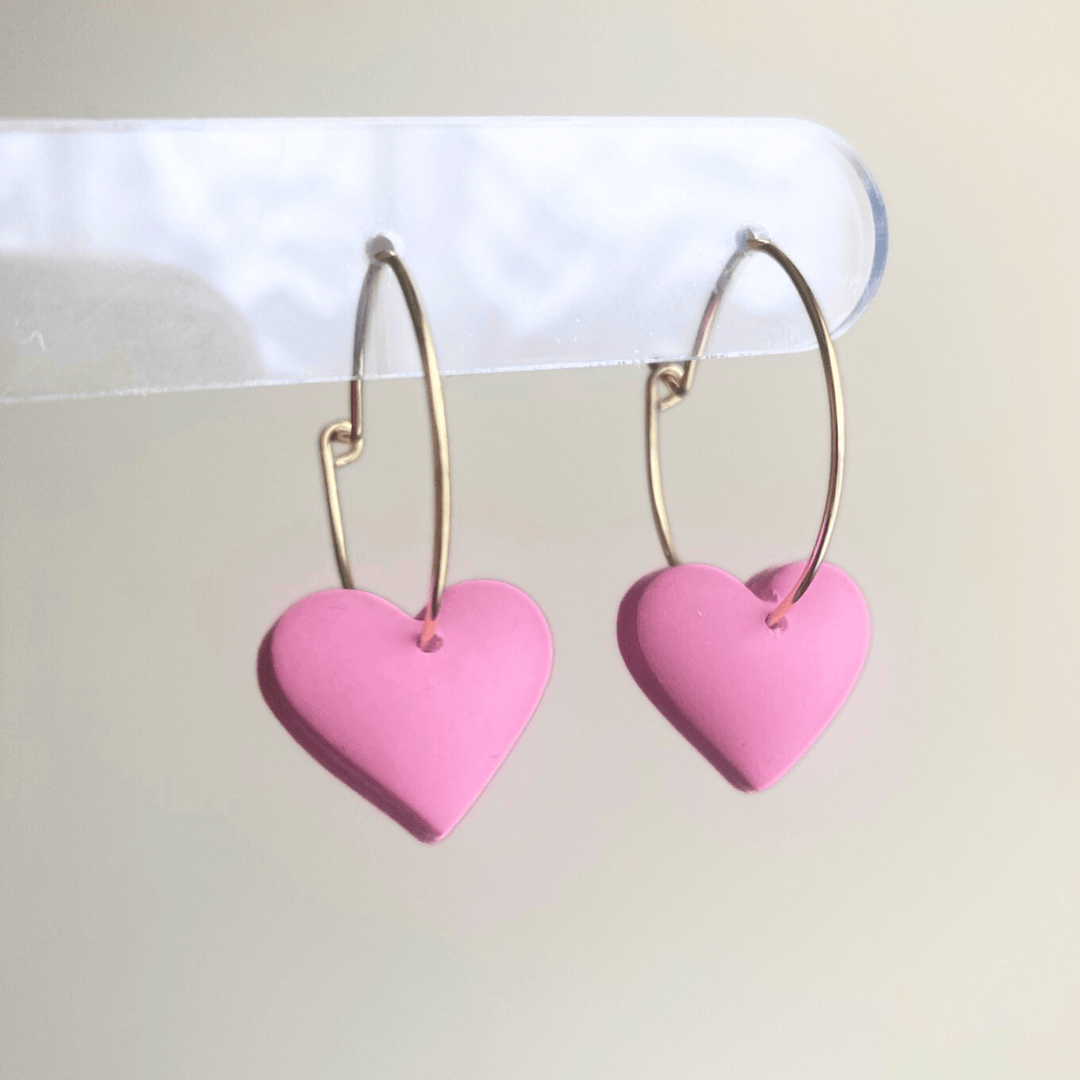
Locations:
646;229;845;630
320;234;451;650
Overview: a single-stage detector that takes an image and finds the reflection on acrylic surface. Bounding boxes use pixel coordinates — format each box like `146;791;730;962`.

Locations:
0;119;886;401
0;253;261;400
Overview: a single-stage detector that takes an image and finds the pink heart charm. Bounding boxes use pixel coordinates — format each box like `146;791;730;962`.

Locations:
618;561;870;791
259;580;552;842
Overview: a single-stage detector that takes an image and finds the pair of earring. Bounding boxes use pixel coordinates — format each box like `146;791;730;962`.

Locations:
258;231;870;843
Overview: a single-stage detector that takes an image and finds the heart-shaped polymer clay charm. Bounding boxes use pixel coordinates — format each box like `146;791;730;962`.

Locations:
259;579;552;842
618;560;870;791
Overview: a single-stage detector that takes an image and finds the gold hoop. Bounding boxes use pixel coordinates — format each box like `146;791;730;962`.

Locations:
646;230;845;630
320;235;451;650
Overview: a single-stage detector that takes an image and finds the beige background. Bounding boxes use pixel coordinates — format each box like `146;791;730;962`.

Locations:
2;1;1078;1077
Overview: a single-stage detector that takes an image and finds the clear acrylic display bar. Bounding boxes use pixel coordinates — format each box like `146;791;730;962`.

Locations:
0;118;887;402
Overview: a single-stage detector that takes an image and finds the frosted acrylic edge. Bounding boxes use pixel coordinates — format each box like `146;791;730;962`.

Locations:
815;123;889;339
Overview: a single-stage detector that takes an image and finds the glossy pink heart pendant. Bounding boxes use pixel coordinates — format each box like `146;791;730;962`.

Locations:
618;560;870;791
259;580;553;842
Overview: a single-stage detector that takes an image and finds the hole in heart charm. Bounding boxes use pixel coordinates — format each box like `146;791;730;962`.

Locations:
617;560;870;791
259;580;553;842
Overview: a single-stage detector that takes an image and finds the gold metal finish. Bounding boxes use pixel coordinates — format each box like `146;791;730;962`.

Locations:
645;230;845;629
320;235;451;648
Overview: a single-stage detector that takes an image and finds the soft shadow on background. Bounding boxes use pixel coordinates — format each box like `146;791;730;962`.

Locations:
2;2;1078;1078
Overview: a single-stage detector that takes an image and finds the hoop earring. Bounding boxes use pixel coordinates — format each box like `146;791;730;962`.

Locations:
259;236;553;843
617;230;871;792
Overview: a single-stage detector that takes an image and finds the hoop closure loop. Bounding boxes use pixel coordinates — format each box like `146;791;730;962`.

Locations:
320;235;451;650
646;230;845;630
